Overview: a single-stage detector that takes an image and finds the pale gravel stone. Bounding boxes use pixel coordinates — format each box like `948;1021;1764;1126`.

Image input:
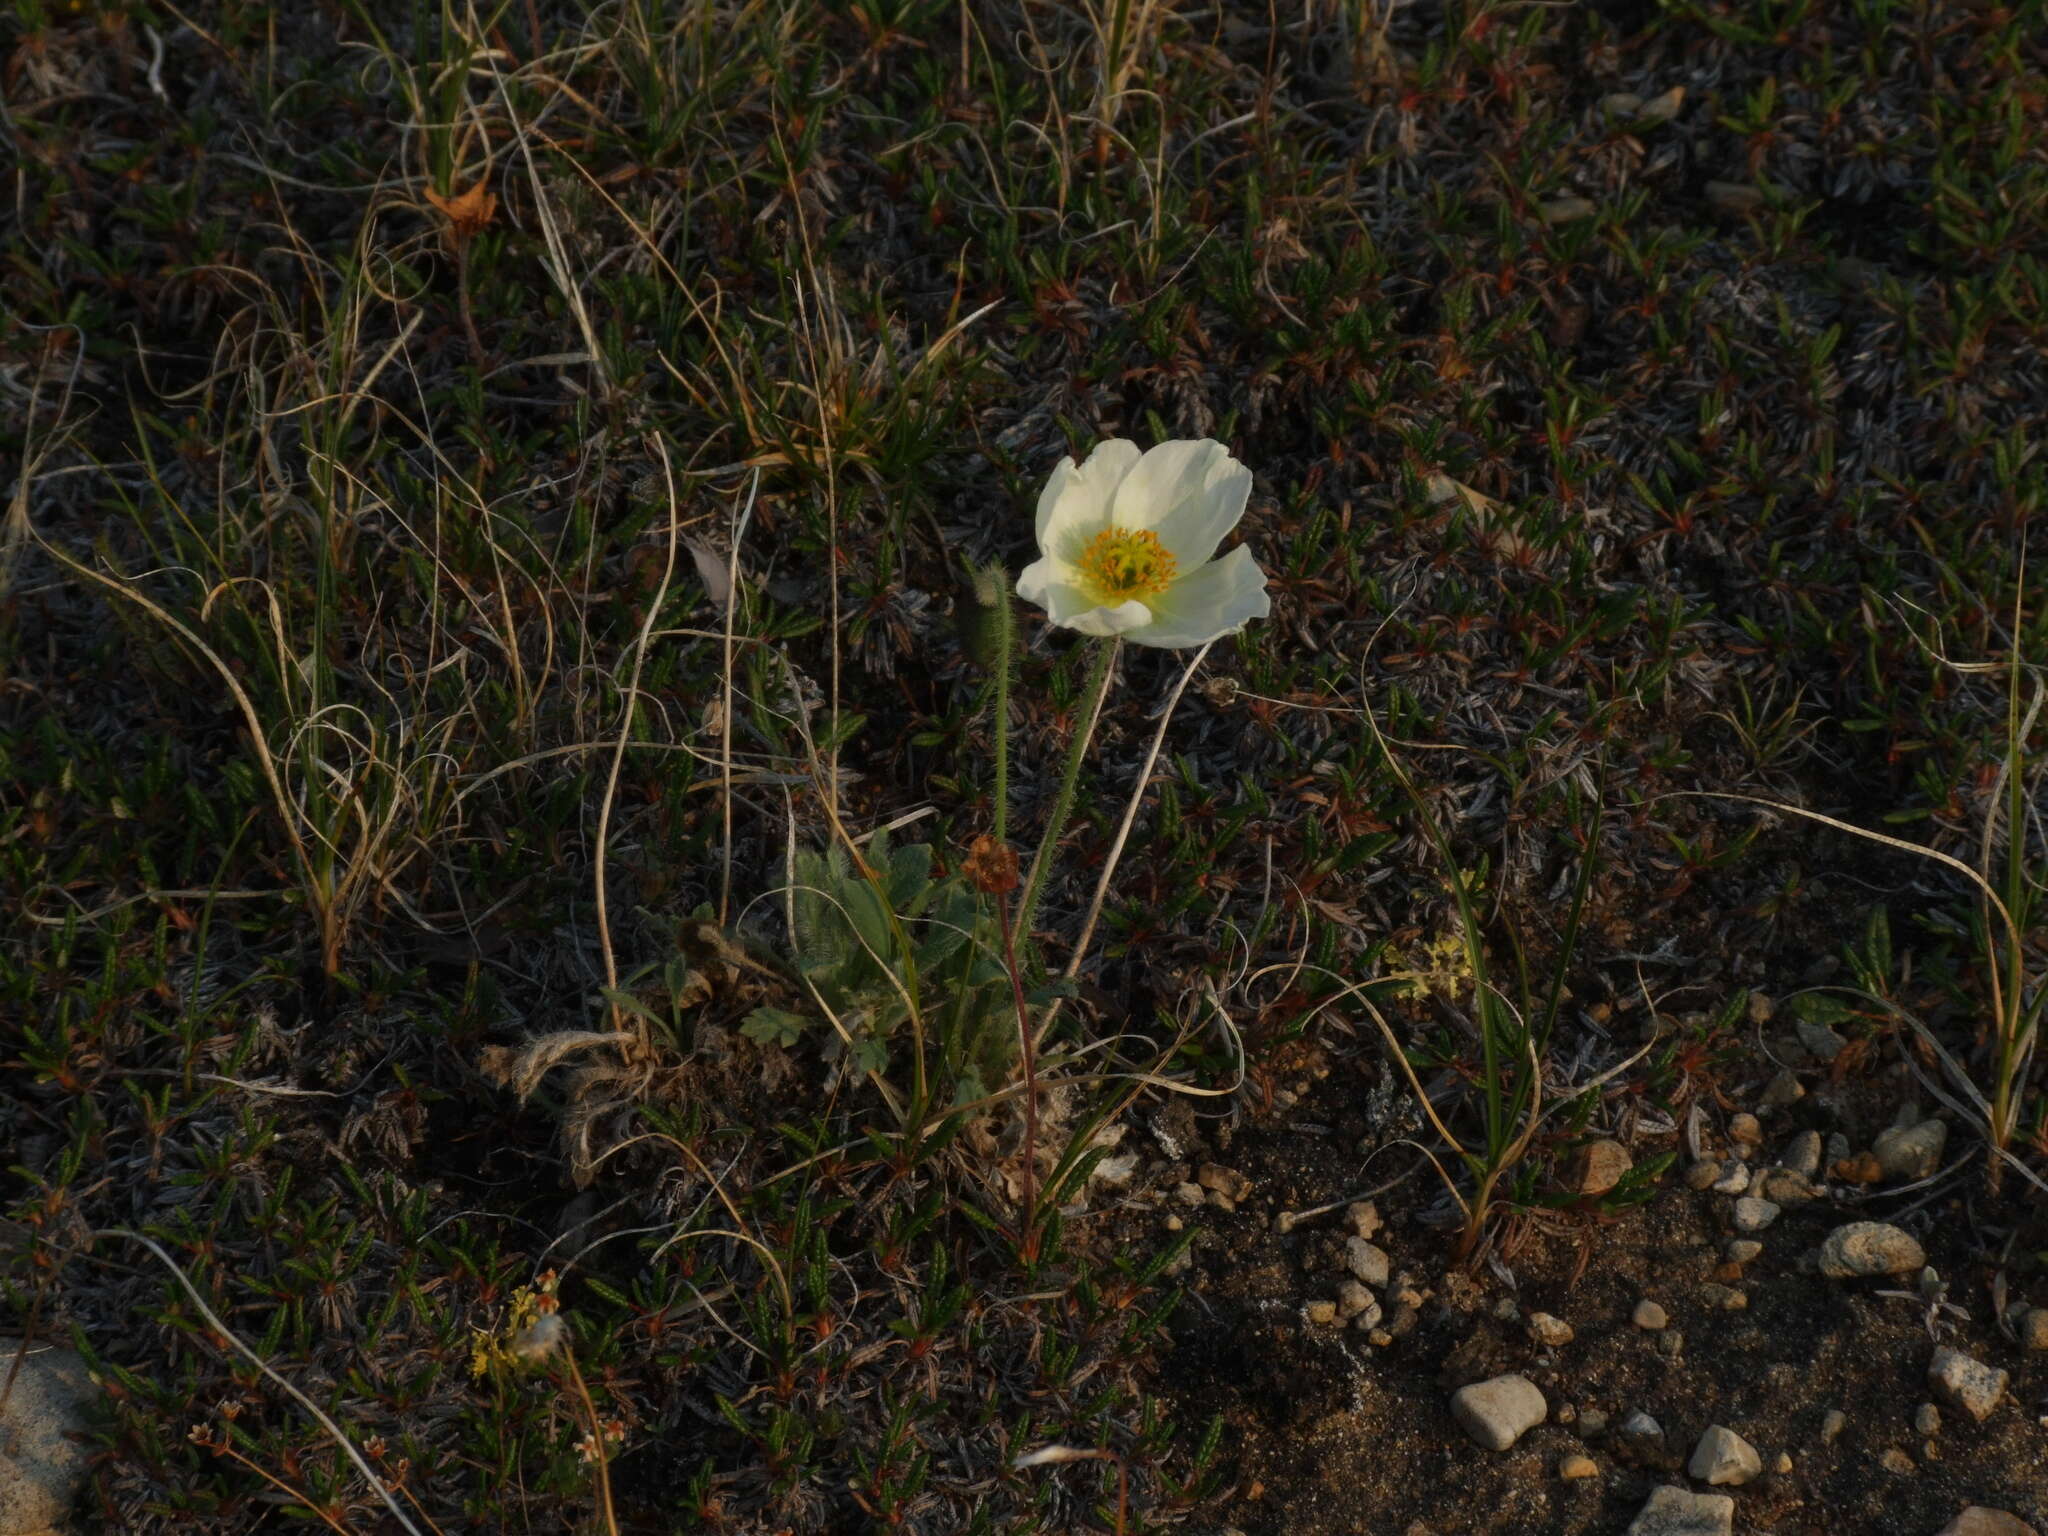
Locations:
1927;1346;2007;1423
1756;1167;1820;1203
1345;1238;1390;1287
1336;1281;1376;1319
1935;1509;2042;1536
1449;1375;1547;1451
1625;1485;1733;1536
1620;1410;1663;1442
1782;1129;1823;1178
1687;1425;1761;1486
1760;1069;1805;1108
1732;1197;1781;1233
2020;1307;2048;1352
1196;1163;1251;1201
1633;1299;1668;1330
1873;1119;1949;1181
1818;1222;1925;1279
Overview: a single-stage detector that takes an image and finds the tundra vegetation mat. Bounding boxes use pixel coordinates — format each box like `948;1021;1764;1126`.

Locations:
2;0;2045;1532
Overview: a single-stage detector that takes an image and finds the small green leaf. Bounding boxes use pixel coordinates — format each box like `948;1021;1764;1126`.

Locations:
741;1007;808;1047
599;987;673;1032
1790;992;1858;1026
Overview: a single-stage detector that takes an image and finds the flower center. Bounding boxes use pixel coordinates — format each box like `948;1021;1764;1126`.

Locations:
1076;527;1177;604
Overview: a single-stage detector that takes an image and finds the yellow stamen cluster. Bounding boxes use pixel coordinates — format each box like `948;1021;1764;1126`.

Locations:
1076;527;1177;603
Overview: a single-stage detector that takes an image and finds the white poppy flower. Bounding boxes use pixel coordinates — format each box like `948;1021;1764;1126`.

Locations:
1016;439;1270;648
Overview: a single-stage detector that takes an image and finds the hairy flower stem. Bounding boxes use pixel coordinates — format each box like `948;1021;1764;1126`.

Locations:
1015;638;1119;953
993;885;1041;1262
983;561;1018;846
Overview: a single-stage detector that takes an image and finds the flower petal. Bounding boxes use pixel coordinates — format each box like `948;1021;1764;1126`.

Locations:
1062;598;1155;637
1123;545;1269;649
1037;439;1142;558
1109;439;1253;567
1016;559;1154;636
1015;553;1067;611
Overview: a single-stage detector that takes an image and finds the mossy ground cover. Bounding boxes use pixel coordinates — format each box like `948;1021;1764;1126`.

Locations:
2;0;2043;1530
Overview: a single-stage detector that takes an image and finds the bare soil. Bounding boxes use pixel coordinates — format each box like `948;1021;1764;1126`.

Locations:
1127;1050;2048;1535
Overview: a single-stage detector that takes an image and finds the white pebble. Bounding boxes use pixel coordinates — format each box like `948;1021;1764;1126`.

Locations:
1449;1375;1548;1451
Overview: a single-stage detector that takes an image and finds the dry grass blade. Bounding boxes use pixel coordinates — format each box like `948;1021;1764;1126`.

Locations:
490;63;609;394
1064;639;1216;984
722;471;762;924
2;326;84;602
594;438;683;1041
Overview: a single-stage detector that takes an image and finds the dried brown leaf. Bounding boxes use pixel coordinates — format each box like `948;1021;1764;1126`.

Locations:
424;179;498;244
